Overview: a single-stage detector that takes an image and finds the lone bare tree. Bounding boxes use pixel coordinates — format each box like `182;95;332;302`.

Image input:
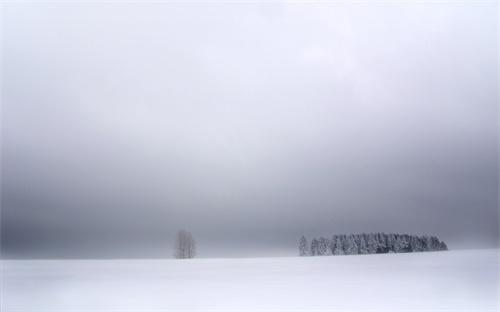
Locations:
174;230;196;259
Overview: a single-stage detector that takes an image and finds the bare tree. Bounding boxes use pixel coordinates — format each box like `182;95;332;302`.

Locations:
174;230;196;259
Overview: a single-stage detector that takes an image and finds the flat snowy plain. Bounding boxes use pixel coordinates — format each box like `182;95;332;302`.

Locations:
1;249;498;312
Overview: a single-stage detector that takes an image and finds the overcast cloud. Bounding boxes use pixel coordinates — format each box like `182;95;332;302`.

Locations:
1;2;498;258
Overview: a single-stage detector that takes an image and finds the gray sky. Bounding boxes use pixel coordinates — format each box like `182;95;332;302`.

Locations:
1;1;498;258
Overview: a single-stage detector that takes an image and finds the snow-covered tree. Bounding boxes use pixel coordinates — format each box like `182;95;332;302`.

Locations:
358;235;369;254
310;238;319;256
423;235;432;251
439;241;448;251
393;235;410;253
329;235;337;254
386;233;396;252
367;233;378;254
344;235;358;255
409;236;424;252
318;237;330;256
333;236;344;255
306;232;447;256
299;236;309;256
375;233;388;253
424;236;445;251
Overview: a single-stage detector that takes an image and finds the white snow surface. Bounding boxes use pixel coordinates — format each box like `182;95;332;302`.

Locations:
1;249;498;312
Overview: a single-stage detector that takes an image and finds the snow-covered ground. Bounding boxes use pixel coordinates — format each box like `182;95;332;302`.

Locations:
1;249;498;312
